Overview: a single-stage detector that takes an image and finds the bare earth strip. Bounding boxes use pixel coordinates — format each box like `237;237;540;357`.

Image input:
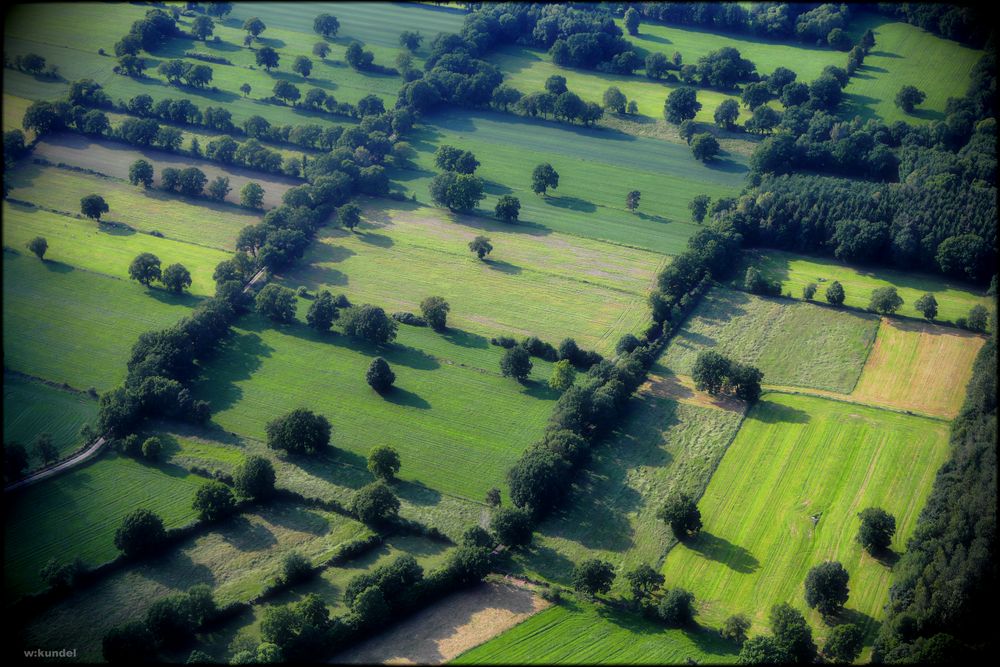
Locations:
330;580;549;665
642;372;746;413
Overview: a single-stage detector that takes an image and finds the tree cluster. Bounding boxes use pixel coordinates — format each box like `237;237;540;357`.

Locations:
691;350;763;402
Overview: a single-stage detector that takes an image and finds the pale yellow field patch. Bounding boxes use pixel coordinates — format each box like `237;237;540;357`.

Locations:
642;371;747;414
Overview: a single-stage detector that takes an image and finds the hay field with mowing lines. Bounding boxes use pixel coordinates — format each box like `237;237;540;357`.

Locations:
21;503;370;662
3;251;196;391
4;453;205;596
662;288;880;393
287;201;664;355
453;598;738;664
3;202;230;297
851;318;986;419
743;248;993;325
396;109;746;255
661;393;950;645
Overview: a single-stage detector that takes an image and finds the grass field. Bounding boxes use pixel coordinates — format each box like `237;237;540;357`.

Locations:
2;373;99;469
4;453;205;596
286;200;663;355
396;109;746;255
20;502;369;662
743;248;993;325
453;598;738;664
851;318;986;419
662;288;880;393
660;393;951;645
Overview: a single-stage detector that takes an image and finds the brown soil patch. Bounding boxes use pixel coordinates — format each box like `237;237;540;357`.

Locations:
642;372;747;413
330;580;549;665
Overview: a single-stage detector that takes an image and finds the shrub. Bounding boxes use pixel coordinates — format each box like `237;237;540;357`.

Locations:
366;357;396;393
282;552;313;585
114;508;166;557
657;588;696;627
233;455;276;500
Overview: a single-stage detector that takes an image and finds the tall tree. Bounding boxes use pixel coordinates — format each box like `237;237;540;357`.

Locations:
128;252;162;286
531;163;559;195
26;236;48;260
804;561;850;618
80;194;109;221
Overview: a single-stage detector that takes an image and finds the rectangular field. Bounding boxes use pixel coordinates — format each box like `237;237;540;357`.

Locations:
660;393;951;643
662;288;880;393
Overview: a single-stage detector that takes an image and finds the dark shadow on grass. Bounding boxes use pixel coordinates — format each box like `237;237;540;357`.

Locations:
141;550;216;589
870;547;901;568
440;327;490;349
869;50;902;59
544;195;596;213
685;531;760;574
191;329;272;412
360;231;394;248
97;221;136;236
265;504;331;535
144;287;203;308
753;399;811;424
309;242;356;264
485;258;522;275
394;478;442;506
704;155;749;175
634;211;672;224
521;379;561;401
382;385;431;410
219;515;279;551
41;259;75;274
484;180;513;196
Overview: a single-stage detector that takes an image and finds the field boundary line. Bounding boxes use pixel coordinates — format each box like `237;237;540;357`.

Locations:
4;436;107;493
760;386;950;422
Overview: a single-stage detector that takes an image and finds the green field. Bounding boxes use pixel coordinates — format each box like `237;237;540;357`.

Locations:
743;248;993;325
662;288;880;393
453;598;738;664
395;109;746;255
4;453;205;596
2;373;99;469
661;393;951;644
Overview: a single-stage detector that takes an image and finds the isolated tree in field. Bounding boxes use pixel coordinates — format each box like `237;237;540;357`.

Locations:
256;284;297;323
336;202;361;231
721;614;751;645
624;7;640;35
207;176;231;201
399;30;423;52
895;85;926;113
826;280;845;306
572;559;615;598
468;235;493;260
420;296;450;331
128;159;154;188
233;455;275;500
266;408;331;456
33;433;58;466
293;56;313;78
367;445;401;481
114;508;166;557
869;286;903;315
664;87;701;124
80;194;109;221
658;588;696;627
500;345;532;381
689;194;711;223
351;481;400;524
823;623;864;663
857;507;896;554
692;133;721;162
161;263;192;294
191;15;214;40
193;480;236;522
243;17;266;41
738;636;788;664
495;195;521;223
770;603;817;663
129;252;162;286
240;182;264;209
803;283;818;300
603;86;627;114
625;563;664;602
26;236;48;260
142;436;162;461
313;13;340;38
272;80;300;104
341;305;398;344
692;350;731;394
658;492;702;539
804;561;850;618
914;293;938;320
240;83;252;97
549;359;576;392
714;98;740;130
313;42;331;59
490;506;533;546
366;357;395;393
531;163;559;195
306;291;338;332
256;46;280;71
626;190;641;213
967;304;989;332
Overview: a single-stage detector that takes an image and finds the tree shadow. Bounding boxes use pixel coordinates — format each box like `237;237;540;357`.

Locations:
264;504;331;536
868;547;901;568
382;385;431;410
520;379;561;401
360;231;394;248
685;531;760;574
704;156;749;175
140;550;217;590
869;50;902;59
218;515;280;551
753;399;811;424
544;195;597;213
309;242;356;264
41;259;75;274
440;327;490;349
192;330;272;412
485;258;522;275
634;211;672;224
484;180;513;196
394;478;442;506
144;287;204;308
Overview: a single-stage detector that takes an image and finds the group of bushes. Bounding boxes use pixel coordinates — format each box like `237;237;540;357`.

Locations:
102;585;221;662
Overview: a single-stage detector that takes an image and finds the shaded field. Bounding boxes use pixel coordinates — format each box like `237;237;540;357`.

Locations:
453;598;738;664
2;373;98;470
287;200;664;355
20;503;369;662
851;318;985;419
4;453;204;596
2;251;196;391
662;288;880;393
661;393;951;645
743;248;993;325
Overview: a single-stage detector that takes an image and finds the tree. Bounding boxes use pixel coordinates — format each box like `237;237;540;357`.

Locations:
826;280;845;306
399;30;422;52
80;194;109;221
500;345;532;381
869;286;904;315
207;176;231;201
240;182;264;209
692;350;731;394
313;13;340;38
572;559;615;598
490;506;532;546
531;163;559;195
366;357;395;393
161;263;192;294
351;481;400;524
191;14;214;40
495;195;521;223
256;284;297;323
914;293;939;320
549;359;576;392
689;194;711;223
178;167;207;196
306;291;338;332
895;85;926;113
266;408;331;455
678;119;697;145
313;42;331;59
485;487;501;507
429;172;485;211
721;614;751;645
624;7;640;35
338;202;361;231
737;636;788;664
142;436;162;461
769;603;817;663
367;445;401;481
803;283;818;300
114;508;166;557
146;594;197;648
26;236;48;260
658;588;696;627
40;557;85;590
34;433;59;466
658;493;702;539
256;46;280;71
625;564;664;602
341;305;398;344
129;252;162;286
664;87;702;124
233;455;275;500
240;83;252;97
468;235;493;260
282;552;312;585
804;561;850;618
714;98;740;129
967;305;989;332
420;296;450;331
625;190;641;213
691;133;721;162
243;17;266;40
292;56;313;78
824;623;863;663
272;80;300;104
193;480;236;521
128;159;154;188
603;86;627;114
545;75;568;96
857;507;897;556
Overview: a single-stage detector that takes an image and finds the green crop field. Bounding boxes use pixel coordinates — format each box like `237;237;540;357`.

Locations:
2;373;99;469
286;200;663;355
743;248;993;325
3;250;196;391
662;288;880;393
453;598;738;664
661;393;951;645
394;109;746;255
4;453;205;596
